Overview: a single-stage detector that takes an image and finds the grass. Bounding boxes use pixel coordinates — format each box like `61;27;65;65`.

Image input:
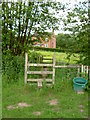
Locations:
29;50;80;64
2;68;88;118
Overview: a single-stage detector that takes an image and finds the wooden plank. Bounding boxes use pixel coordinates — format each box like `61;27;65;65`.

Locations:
52;53;55;85
27;71;53;74
86;66;88;74
82;65;84;73
27;79;52;82
55;65;78;68
28;63;53;67
24;53;28;84
38;80;42;88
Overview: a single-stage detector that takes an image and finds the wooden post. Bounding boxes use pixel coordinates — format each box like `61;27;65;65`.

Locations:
52;53;55;85
78;66;80;77
87;66;89;80
86;66;88;74
82;65;83;73
83;66;85;77
25;53;28;84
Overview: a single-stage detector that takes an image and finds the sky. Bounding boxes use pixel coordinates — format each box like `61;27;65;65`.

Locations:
2;0;88;35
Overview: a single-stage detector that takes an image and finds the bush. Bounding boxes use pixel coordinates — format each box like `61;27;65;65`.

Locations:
29;46;85;53
2;50;24;83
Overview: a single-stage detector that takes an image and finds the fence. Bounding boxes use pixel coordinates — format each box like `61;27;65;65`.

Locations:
25;53;55;88
25;52;89;88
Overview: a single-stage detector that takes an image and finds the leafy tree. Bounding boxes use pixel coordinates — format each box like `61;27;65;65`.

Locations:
56;33;74;49
63;1;88;65
2;1;64;55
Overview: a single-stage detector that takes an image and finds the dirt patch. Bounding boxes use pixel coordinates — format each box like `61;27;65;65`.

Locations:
80;109;84;113
79;104;84;113
7;105;17;110
33;111;41;116
49;99;58;106
7;102;31;110
17;102;31;108
77;92;84;94
79;104;84;109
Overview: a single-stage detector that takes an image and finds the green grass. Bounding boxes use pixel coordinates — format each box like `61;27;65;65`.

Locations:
29;50;79;64
2;68;88;118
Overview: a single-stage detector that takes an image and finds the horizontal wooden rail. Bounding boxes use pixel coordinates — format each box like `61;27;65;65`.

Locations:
27;71;53;74
27;79;52;82
42;62;53;64
28;63;53;67
55;65;79;68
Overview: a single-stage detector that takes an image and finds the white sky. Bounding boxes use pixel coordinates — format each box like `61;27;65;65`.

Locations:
2;0;88;35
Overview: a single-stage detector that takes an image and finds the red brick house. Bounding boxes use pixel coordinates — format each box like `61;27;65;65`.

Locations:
32;29;56;48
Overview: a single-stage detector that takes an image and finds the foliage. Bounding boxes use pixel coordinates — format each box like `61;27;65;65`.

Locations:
56;33;74;50
2;1;64;55
29;46;66;53
2;51;24;83
62;1;88;65
28;50;43;63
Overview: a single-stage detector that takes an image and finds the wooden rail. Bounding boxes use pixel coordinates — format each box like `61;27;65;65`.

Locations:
55;65;79;68
27;79;52;82
27;71;53;74
28;63;53;67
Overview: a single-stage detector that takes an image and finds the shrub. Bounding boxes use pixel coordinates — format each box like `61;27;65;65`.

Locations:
2;50;24;83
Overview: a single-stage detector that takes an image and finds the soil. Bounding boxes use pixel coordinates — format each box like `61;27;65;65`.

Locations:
7;102;31;110
79;104;84;109
33;111;41;116
7;105;17;110
77;91;84;94
49;99;58;106
80;109;84;113
17;102;31;108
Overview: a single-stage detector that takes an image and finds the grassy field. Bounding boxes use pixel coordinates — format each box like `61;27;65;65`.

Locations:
29;50;80;64
2;68;88;118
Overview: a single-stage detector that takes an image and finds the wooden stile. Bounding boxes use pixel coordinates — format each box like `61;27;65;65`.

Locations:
25;52;55;87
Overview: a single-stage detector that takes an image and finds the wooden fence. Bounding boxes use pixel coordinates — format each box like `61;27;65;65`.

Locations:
25;53;89;88
25;53;55;88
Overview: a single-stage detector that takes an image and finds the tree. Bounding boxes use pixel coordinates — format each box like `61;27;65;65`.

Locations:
2;1;64;55
56;33;74;49
62;1;88;65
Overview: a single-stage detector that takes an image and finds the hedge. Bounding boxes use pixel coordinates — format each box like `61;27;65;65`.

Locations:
27;47;86;53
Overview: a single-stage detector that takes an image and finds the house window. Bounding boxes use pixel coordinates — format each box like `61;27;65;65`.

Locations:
45;43;48;48
45;38;48;48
